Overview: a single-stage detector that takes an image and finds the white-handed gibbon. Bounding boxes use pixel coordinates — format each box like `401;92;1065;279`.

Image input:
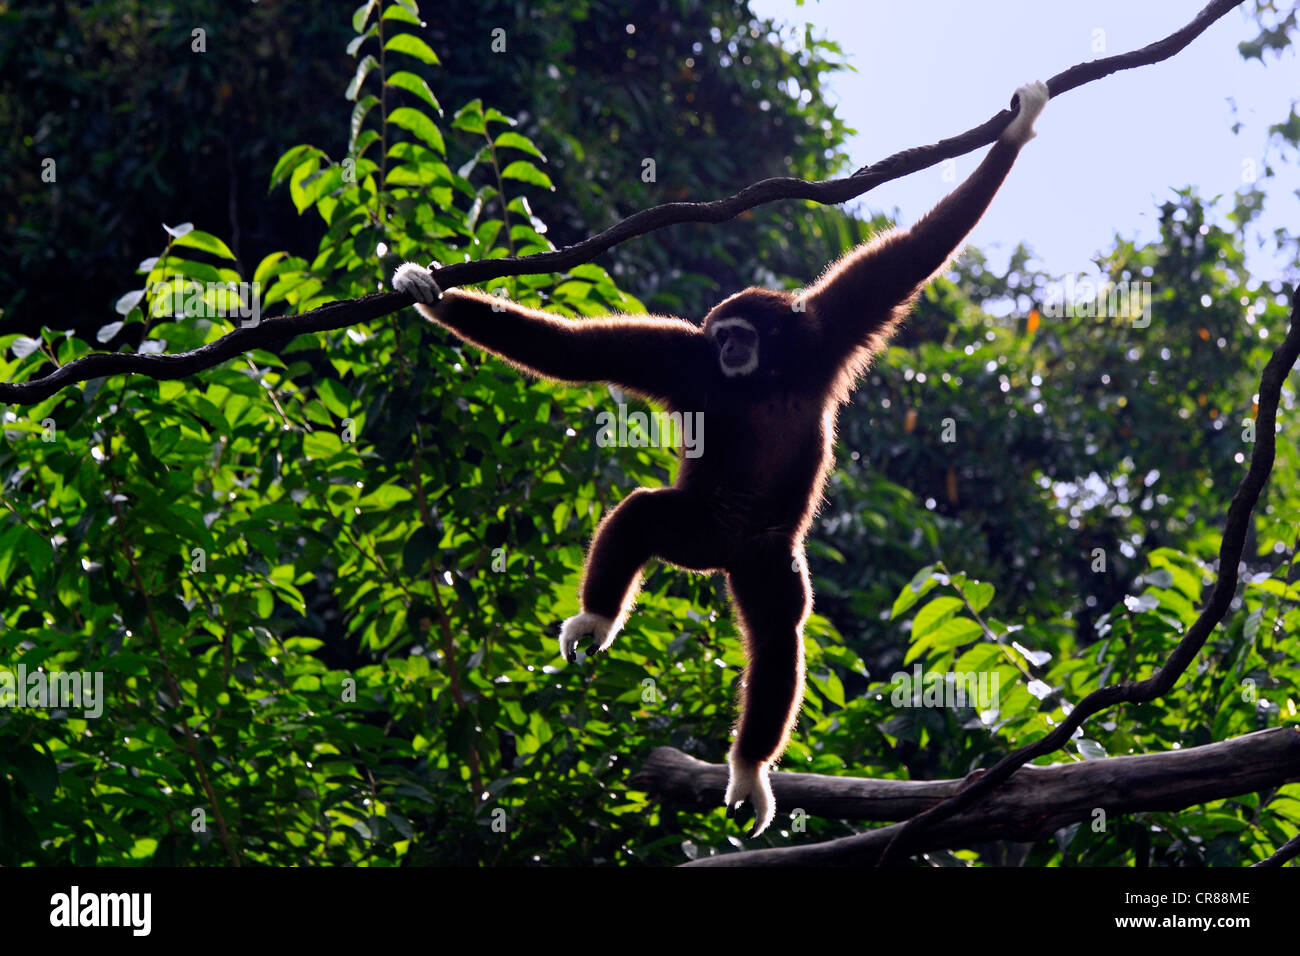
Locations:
394;81;1049;837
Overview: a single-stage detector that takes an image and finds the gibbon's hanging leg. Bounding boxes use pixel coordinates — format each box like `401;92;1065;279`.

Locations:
560;488;724;661
722;541;811;838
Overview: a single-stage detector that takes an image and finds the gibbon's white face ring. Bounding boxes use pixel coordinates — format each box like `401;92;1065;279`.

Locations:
710;317;760;378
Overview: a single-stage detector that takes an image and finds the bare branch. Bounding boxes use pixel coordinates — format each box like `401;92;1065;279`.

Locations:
0;0;1244;405
633;728;1300;866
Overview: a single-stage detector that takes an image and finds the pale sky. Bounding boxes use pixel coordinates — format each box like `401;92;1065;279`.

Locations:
749;0;1300;286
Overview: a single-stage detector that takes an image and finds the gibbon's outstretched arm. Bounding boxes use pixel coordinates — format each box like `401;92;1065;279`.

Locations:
392;263;706;406
808;81;1049;357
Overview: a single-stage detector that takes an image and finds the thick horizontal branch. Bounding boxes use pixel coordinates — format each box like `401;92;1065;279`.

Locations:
631;746;966;822
625;727;1300;866
0;0;1244;405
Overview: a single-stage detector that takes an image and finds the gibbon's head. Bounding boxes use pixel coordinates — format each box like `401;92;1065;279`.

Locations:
706;316;760;378
703;288;807;382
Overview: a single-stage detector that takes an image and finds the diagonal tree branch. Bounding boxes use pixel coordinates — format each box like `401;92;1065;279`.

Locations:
0;0;1244;406
1254;831;1300;867
870;288;1300;865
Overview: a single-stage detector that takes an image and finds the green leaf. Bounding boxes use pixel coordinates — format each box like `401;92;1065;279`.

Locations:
296;165;344;214
353;128;380;157
288;154;324;214
252;251;288;285
269;145;323;189
345;30;373;58
349;94;379;153
352;1;377;33
499;161;554;190
315;378;352;419
387;70;441;112
173;229;236;260
891;564;937;619
808;670;845;707
1246;576;1287;597
345;54;379;101
304;431;344;459
360;485;414;509
452;99;485;134
382;5;421;25
911;596;963;642
960;580;995;614
384;32;440;65
0;525;22;584
494;131;546;161
921;616;982;652
388;107;446;154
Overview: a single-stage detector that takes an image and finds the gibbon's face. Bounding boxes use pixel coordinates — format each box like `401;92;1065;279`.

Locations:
704;290;803;383
708;317;761;378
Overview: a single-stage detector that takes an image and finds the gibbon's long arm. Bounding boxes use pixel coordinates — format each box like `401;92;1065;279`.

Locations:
392;263;706;406
808;81;1049;356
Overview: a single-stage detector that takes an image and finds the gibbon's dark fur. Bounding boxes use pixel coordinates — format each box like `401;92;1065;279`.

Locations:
394;82;1048;836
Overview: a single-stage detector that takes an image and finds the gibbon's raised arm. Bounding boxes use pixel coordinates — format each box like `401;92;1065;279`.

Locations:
393;263;706;405
808;81;1049;357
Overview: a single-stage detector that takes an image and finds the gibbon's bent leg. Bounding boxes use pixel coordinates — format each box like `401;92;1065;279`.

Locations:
808;81;1049;356
722;542;811;838
392;262;705;406
560;488;721;661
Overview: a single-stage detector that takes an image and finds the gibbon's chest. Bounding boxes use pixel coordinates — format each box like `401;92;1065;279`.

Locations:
750;390;821;430
709;389;830;469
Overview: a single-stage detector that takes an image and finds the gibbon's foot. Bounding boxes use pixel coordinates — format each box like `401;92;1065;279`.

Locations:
393;261;443;303
558;611;619;663
725;753;775;839
1004;80;1049;145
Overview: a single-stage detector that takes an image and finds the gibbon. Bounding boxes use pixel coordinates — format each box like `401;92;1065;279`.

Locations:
394;81;1049;837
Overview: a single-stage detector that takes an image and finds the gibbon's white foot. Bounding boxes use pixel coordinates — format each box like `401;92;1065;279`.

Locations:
559;611;619;663
1004;80;1049;145
725;751;775;839
393;261;443;303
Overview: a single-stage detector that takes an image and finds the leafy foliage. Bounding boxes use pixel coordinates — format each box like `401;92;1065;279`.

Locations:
1;0;1298;867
